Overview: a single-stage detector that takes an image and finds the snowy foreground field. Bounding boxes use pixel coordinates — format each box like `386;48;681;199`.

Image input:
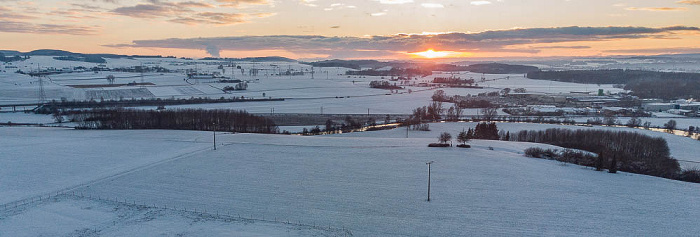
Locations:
2;124;700;236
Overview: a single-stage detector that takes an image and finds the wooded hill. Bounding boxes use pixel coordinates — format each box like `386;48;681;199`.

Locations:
527;69;700;99
464;63;539;74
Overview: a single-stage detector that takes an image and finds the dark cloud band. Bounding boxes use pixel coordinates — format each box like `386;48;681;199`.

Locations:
106;26;700;57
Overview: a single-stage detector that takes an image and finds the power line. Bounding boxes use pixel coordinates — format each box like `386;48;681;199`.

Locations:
677;159;700;164
38;75;46;104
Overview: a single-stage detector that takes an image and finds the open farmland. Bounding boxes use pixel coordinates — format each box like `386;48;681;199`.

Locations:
1;57;625;115
1;125;699;236
2;56;700;236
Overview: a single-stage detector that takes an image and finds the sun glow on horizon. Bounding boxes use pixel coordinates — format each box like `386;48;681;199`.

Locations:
409;49;473;58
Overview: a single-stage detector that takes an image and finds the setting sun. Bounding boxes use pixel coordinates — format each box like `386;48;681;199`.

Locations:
409;49;473;59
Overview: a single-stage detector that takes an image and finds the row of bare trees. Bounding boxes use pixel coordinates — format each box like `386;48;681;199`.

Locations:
70;108;278;133
510;128;680;178
37;96;281;114
407;101;467;123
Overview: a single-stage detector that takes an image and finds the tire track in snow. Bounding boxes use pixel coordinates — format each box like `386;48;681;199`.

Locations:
0;143;214;210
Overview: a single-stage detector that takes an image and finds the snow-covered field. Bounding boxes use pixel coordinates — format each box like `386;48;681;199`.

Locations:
0;196;338;237
2;125;700;236
0;112;55;124
0;128;215;204
334;122;700;169
1;56;624;115
3;57;700;236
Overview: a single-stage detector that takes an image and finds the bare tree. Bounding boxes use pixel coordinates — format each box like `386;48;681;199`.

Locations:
664;119;677;132
52;111;64;123
603;115;618;126
481;107;498;122
625;117;641;128
106;75;115;85
431;90;448;102
438;132;452;144
427;101;443;121
454;105;463;121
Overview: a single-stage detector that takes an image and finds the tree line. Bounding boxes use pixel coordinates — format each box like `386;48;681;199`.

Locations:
36;96;283;114
369;80;402;90
510;128;680;178
431;122;502;148
625;78;700;100
527;69;700;84
526;69;700;99
432;77;475;85
70;108;278;133
0;52;24;62
465;63;539;74
346;68;432;77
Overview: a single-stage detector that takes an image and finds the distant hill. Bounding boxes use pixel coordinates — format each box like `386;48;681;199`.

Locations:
526;69;700;99
304;59;482;73
201;56;296;62
242;56;296;62
303;59;389;70
0;49;182;64
465;63;539;74
4;49;295;63
26;49;78;56
628;53;700;60
0;50;22;56
526;69;700;84
2;49;174;59
54;56;107;64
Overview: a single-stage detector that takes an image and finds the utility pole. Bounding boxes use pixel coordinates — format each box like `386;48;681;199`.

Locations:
406;123;409;138
426;161;434;202
213;122;217;150
140;61;145;88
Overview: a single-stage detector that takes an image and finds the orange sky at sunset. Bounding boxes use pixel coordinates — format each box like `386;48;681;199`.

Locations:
1;0;699;59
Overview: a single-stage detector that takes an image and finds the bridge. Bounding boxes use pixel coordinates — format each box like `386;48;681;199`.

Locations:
0;103;42;112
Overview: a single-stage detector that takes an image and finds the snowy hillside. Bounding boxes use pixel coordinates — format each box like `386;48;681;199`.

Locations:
334;122;700;169
1;126;699;236
2;56;700;236
2;56;625;115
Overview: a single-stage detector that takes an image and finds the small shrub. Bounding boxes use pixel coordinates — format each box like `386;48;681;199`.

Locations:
413;123;430;131
678;168;700;183
428;143;450;147
365;125;396;131
456;144;471;148
524;147;545;158
525;147;598;167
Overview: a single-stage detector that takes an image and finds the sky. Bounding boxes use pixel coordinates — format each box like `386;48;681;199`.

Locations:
0;0;699;59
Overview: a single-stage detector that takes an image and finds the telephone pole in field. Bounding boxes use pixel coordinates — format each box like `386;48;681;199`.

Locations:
426;161;434;202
